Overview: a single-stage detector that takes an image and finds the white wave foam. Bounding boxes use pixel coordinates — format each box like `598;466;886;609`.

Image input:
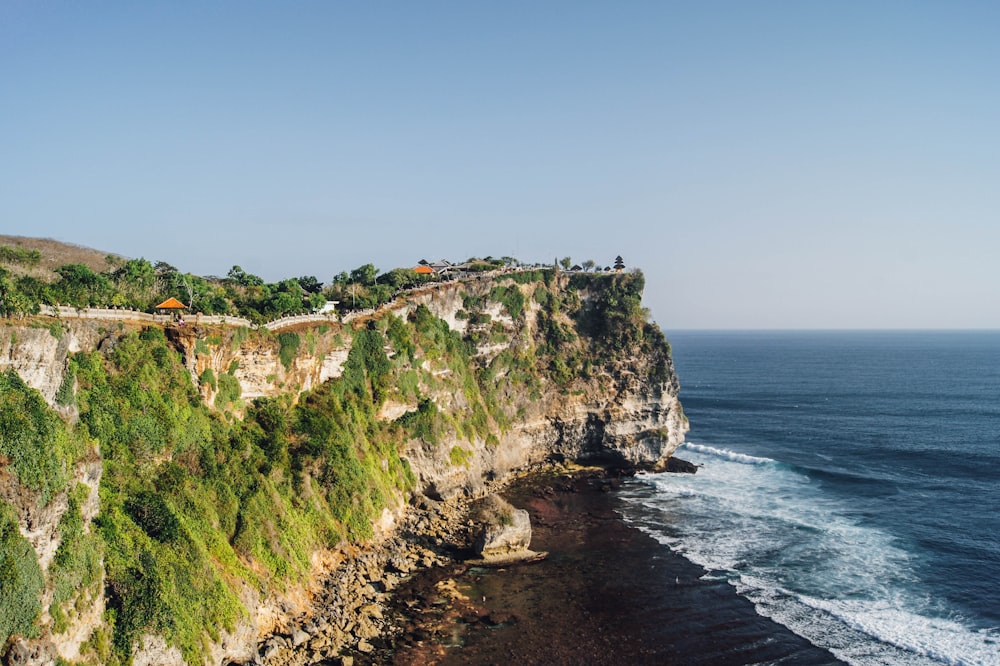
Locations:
681;441;776;465
797;596;1000;666
620;444;1000;666
735;579;944;666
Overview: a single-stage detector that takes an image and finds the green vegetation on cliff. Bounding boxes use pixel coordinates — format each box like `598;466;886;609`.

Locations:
0;502;44;650
0;369;85;504
48;484;103;634
0;267;674;664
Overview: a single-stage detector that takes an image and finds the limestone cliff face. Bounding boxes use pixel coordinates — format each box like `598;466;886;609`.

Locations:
0;321;106;416
0;270;687;665
159;274;686;503
386;275;687;499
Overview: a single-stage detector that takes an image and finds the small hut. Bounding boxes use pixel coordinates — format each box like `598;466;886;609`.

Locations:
155;297;188;323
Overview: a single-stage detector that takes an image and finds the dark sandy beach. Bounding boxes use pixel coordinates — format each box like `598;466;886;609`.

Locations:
370;469;845;666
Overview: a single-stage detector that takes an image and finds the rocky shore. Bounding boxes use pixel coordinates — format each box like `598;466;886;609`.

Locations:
249;467;531;666
252;461;845;666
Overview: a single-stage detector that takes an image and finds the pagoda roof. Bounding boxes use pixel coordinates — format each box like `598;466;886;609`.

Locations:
155;297;187;309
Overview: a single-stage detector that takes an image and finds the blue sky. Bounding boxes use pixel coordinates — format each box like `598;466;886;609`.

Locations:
3;1;998;328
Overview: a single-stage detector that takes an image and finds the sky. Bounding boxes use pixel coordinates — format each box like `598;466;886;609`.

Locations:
2;1;999;329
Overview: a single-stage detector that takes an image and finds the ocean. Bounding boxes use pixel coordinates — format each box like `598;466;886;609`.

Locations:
619;331;1000;666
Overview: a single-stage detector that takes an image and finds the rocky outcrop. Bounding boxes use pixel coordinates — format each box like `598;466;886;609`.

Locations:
657;456;699;474
471;496;539;563
0;320;105;412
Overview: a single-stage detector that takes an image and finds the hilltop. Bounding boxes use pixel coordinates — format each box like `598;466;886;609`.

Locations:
0;235;124;282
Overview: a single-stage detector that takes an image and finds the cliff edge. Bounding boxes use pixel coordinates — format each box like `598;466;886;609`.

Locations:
0;268;686;665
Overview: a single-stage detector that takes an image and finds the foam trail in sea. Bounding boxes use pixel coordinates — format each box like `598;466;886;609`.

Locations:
618;442;1000;666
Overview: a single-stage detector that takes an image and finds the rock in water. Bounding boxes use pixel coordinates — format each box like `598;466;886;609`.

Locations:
472;496;537;562
653;456;698;474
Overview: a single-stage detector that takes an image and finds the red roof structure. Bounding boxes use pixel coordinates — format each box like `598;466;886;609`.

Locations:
155;297;187;310
413;265;434;275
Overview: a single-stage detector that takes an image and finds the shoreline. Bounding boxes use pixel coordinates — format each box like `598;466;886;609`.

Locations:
366;467;846;665
258;463;847;665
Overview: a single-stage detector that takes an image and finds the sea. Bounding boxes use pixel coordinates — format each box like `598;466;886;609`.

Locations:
618;331;1000;666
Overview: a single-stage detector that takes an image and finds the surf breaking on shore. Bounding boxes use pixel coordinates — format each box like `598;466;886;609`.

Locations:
352;466;844;665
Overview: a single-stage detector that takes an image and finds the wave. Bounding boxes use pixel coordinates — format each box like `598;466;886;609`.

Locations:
796;465;900;497
795;595;1000;666
680;441;776;465
621;442;1000;665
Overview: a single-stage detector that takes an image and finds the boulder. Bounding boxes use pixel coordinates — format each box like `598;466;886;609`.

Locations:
653;456;698;474
471;496;541;563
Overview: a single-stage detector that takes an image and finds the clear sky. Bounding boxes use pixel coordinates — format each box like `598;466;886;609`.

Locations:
3;1;999;329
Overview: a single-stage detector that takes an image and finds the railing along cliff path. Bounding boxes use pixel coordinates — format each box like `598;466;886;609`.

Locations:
29;266;570;332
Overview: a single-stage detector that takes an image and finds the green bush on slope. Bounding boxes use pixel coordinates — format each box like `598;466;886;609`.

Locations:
0;369;82;504
68;323;421;663
48;484;103;633
0;501;43;649
74;330;243;663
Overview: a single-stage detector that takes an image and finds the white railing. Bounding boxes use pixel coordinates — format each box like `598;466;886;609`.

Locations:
40;305;167;324
38;305;252;328
262;312;339;332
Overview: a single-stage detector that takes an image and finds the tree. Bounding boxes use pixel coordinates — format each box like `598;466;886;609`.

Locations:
614;255;625;271
178;274;195;310
53;263;114;307
582;259;596;273
0;268;36;317
113;258;156;291
380;268;422;290
297;275;323;294
226;265;264;287
154;261;177;276
559;257;572;271
349;264;378;286
306;292;327;312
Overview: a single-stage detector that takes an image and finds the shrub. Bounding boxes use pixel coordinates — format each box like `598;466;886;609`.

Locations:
489;284;525;320
0;245;42;266
509;268;553;285
215;372;241;410
398;398;442;445
125;491;181;543
277;332;300;371
0;369;78;503
48;484;102;633
449;445;473;467
468;312;491;326
199;368;217;391
385;314;415;363
0;500;43;648
230;326;249;349
55;361;76;407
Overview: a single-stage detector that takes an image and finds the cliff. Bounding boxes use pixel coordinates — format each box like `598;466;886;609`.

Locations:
0;269;686;665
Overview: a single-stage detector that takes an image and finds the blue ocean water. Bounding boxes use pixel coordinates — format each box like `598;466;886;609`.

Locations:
618;331;1000;665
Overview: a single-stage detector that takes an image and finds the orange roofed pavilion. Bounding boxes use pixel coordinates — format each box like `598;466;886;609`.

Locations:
155;297;187;310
